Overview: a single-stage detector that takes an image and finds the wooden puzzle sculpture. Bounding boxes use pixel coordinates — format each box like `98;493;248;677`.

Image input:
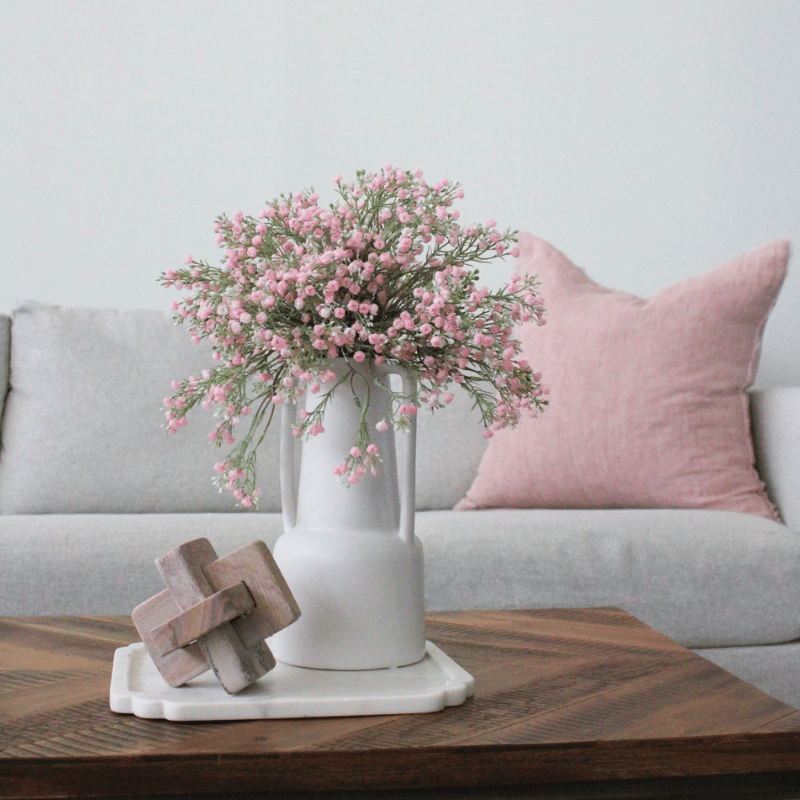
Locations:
132;538;300;694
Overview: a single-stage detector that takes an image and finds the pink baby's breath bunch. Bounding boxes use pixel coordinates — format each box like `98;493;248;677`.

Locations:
160;166;547;506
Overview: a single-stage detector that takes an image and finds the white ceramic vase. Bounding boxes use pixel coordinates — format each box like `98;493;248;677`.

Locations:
270;358;426;671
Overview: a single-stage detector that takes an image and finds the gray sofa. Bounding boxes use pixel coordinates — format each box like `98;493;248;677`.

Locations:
1;302;799;709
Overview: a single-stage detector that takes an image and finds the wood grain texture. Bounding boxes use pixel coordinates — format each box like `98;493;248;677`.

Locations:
1;608;800;799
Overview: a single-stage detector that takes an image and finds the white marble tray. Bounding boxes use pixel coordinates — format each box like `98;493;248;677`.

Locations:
109;641;474;721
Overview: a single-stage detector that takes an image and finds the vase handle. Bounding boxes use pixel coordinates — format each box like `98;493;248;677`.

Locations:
380;365;417;545
280;401;298;533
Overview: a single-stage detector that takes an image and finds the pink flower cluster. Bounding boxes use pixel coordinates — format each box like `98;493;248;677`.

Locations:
332;442;382;485
160;166;547;505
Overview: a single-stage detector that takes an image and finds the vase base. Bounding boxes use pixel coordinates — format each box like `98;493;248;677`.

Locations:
110;641;474;722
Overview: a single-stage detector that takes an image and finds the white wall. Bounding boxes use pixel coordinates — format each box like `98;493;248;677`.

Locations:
1;0;798;386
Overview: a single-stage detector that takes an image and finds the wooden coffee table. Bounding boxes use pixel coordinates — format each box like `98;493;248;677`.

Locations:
2;608;800;799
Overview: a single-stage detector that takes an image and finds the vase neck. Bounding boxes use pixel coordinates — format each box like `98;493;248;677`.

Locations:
294;359;402;534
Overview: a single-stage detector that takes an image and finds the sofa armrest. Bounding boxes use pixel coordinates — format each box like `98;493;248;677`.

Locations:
751;388;800;531
0;314;9;448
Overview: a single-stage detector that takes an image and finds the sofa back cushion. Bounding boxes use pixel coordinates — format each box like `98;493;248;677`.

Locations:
0;303;483;514
750;388;800;531
415;387;488;510
0;303;277;514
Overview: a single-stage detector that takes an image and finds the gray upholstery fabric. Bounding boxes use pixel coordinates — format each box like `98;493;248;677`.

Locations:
0;303;279;513
0;314;9;443
0;512;282;616
695;640;800;710
751;387;800;531
416;508;800;649
415;386;488;510
0;303;484;514
3;508;799;651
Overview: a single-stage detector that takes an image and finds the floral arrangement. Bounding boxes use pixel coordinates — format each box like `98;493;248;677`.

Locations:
160;166;547;507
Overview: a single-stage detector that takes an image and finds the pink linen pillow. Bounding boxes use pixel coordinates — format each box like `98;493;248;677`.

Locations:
457;234;789;520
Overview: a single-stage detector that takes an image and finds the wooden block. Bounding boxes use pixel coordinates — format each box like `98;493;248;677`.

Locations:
156;538;275;694
149;582;256;657
131;589;209;688
204;541;301;649
132;537;299;694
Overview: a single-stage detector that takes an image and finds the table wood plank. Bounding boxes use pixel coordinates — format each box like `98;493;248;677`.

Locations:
1;609;800;799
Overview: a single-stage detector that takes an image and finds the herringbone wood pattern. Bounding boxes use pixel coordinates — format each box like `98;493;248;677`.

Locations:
2;609;800;798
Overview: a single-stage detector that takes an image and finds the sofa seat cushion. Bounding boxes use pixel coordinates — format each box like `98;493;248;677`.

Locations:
416;508;800;649
0;513;285;616
695;641;800;711
2;509;798;651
